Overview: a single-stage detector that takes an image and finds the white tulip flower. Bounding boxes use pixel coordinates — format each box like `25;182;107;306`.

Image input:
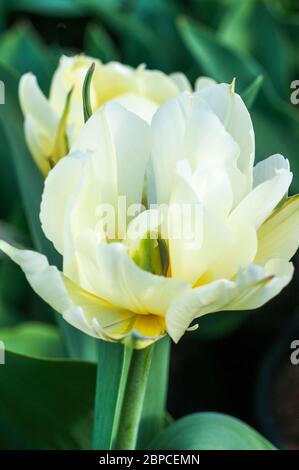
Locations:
2;80;299;348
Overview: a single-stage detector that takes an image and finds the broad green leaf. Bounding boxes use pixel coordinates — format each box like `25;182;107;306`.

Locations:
0;322;65;358
241;75;264;108
0;350;96;449
84;22;120;62
0;22;55;91
148;412;276;450
253;3;292;96
131;0;193;71
0;300;23;328
137;336;170;449
0;62;96;359
7;0;86;16
0;207;31;317
80;1;166;67
218;0;255;53
178;16;259;88
92;341;129;450
0;125;19;218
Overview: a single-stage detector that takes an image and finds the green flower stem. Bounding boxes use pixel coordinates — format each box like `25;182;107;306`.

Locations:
114;345;154;450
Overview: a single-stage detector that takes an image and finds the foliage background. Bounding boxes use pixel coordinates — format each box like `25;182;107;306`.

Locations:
0;0;299;450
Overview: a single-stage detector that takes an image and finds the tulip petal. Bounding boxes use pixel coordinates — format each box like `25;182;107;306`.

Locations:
41;103;151;260
0;240;142;341
195;76;217;91
197;83;254;199
167;163;232;284
110;92;158;123
203;219;257;282
230;165;292;229
151;92;243;205
40;149;93;255
93;62;178;106
167;259;293;342
137;68;180;103
49;55;100;116
19;73;59;173
253;154;290;188
255;195;299;265
170;72;192;92
72;102;151;210
19;73;58;135
75;230;190;316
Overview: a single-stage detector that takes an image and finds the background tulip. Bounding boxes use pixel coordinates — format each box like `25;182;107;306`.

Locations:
19;54;192;175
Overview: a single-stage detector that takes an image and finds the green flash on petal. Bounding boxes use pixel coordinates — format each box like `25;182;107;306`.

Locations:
50;86;73;167
129;231;169;277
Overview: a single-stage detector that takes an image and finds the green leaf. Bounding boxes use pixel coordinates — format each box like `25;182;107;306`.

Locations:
247;2;292;97
0;322;65;358
84;22;120;62
83;62;95;122
0;125;19;218
218;0;255;54
0;300;23;328
178;16;259;88
0;350;96;449
148;412;276;450
82;1;166;67
0;22;56;91
92;341;129;450
137;336;170;449
7;0;86;16
241;75;264;108
0;62;96;360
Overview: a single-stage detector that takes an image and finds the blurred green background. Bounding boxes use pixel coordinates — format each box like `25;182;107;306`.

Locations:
0;0;299;450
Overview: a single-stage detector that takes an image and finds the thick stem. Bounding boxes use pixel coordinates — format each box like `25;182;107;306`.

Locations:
114;345;154;450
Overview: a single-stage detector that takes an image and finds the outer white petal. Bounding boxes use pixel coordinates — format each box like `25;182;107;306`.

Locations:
253;154;290;188
19;73;59;173
170;72;192;92
166;259;293;342
72;102;151;210
197;159;293;282
203;219;257;282
40;149;92;255
167;162;232;284
41;103;151;258
0;241;72;314
137;67;179;103
75;230;190;316
110;92;158;123
230;166;292;230
49;55;100;115
19;73;58;134
23;116;53;175
255;195;299;265
0;240;135;339
195;76;217;91
93;62;178;105
150;92;243;205
197;83;254;199
92;61;139;104
228;258;293;310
